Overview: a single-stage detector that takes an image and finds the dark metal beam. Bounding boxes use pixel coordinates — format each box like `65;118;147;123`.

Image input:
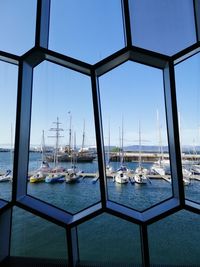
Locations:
0;51;19;65
140;224;150;267
121;0;132;47
163;61;185;203
12;61;33;200
90;70;108;208
0;209;12;261
35;0;51;48
194;0;200;41
17;195;72;227
66;227;79;267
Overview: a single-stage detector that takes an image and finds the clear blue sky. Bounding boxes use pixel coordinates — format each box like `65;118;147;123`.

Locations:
0;0;199;148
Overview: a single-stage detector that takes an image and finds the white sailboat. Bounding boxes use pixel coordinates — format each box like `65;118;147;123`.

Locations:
178;112;191;186
66;132;82;183
106;121;114;176
190;137;200;174
151;111;166;176
0;169;12;182
0;124;13;182
115;119;129;184
134;121;148;184
45;117;65;183
30;130;51;183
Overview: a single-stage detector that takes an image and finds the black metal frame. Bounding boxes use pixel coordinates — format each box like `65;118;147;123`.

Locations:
0;0;199;266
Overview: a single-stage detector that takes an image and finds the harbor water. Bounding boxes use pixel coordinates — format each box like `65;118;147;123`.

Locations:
0;152;200;265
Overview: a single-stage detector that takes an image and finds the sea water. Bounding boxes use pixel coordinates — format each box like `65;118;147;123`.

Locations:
0;152;200;265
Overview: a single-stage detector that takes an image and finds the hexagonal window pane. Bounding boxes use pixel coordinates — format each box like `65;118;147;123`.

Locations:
11;206;67;261
78;213;142;266
28;60;100;214
0;61;18;201
148;210;200;265
129;0;196;55
0;0;36;55
99;60;172;211
49;0;124;64
175;52;200;202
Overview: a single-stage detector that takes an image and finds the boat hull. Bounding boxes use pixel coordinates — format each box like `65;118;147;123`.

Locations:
45;174;65;183
46;153;95;163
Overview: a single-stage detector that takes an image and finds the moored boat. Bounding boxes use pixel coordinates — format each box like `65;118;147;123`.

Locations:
134;166;148;184
45;173;65;183
115;170;129;184
134;121;149;184
65;171;81;183
0;169;12;182
30;171;45;183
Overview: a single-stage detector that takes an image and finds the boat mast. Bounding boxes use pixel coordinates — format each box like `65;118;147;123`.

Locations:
157;110;164;164
68;112;72;153
41;130;46;163
49;117;64;167
138;120;141;168
178;111;183;157
81;120;85;152
108;120;110;165
10;123;13;169
73;131;77;171
121;116;124;165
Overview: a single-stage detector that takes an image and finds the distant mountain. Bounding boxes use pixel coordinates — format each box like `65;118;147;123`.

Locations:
123;145;169;153
108;145;200;153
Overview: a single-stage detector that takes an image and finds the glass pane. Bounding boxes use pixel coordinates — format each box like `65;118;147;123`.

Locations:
175;52;200;201
149;210;200;265
11;206;67;260
0;0;36;55
28;60;100;214
78;213;142;266
99;60;172;211
49;0;124;64
0;61;18;201
129;0;196;55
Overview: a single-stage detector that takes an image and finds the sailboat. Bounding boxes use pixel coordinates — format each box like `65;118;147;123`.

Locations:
52;117;95;162
77;120;96;162
190;138;200;174
178;112;191;186
0;124;13;182
66;132;82;183
151;111;166;176
106;121;114;176
134;121;148;184
30;130;51;183
115;119;129;184
45;118;65;183
0;169;12;182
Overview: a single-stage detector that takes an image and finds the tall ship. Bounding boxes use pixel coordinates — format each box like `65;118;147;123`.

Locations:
46;117;96;163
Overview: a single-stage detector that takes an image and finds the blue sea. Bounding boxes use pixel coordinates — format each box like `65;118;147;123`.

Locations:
0;152;200;266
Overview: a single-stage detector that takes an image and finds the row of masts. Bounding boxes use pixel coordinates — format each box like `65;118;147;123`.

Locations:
42;116;86;167
116;111;164;168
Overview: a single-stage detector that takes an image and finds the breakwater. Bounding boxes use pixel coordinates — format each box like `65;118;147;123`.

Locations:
109;151;200;162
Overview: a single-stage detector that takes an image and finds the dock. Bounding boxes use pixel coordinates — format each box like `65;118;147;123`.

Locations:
109;151;200;163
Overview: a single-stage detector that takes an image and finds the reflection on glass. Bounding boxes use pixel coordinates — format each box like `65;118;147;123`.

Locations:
129;0;196;55
11;206;67;260
99;60;171;211
149;210;200;265
28;60;100;214
175;52;200;201
0;61;18;201
49;0;124;64
0;0;36;55
78;213;142;265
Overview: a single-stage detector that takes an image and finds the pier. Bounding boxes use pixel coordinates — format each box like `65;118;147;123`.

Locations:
3;170;200;184
109;151;200;162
